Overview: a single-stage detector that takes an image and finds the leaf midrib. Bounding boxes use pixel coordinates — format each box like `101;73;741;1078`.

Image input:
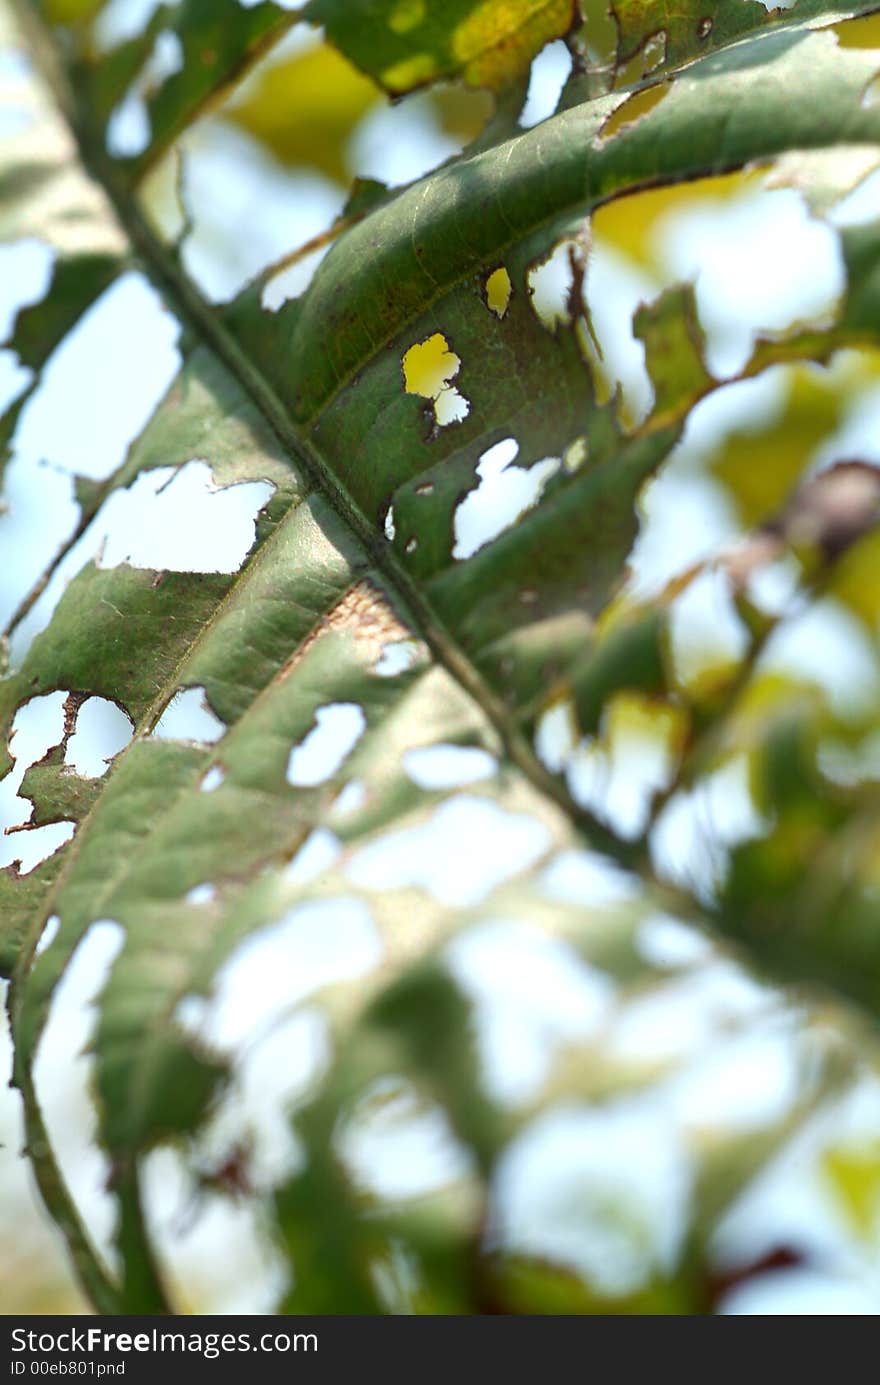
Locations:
12;0;647;890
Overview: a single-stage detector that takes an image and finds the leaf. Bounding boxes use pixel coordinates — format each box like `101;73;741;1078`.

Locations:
610;0;880;77
306;0;578;95
5;0;880;1315
71;0;301;180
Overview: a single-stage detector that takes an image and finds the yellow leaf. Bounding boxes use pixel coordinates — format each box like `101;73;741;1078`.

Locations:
227;41;380;183
44;0;101;21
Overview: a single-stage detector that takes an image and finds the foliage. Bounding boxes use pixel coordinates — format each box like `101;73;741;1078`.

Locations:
5;0;880;1313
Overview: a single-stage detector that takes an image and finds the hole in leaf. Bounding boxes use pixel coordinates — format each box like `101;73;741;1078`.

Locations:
106;89;151;160
346;796;552;906
350;90;464;188
527;239;581;331
2;274;182;656
535;700;578;774
192;1007;328;1205
403;744;497;789
284;828;341;886
832;163;880;226
453;438;560;560
433;387;469;426
1;692;76;873
564;436;588;471
186;882;216;906
286;703;366;787
152;687;225;744
650;757;767;901
373;639;421;678
2;820;76;875
220;1025;327;1206
331;778;367;818
447;921;614;1105
519;39;573;129
184;898;379;1050
200;766;225;793
95;0;164;50
637;914;712;970
0;348;31;415
641;30;667;72
34;920;125;1278
106;30;184;159
34;913;60;959
600;81;668;141
261;243;332;311
0;239;54;340
64;697;133;778
11;459;274;665
12;272;181;482
140;1143;289;1312
580;241;656;424
177;122;345;304
403;332;459;396
862;73;880;109
541;849;640;908
94;462;274;573
337;1076;474;1201
655;187;844;378
489;1102;690;1297
565;697;682;841
402;332;469;428
485;265;512;318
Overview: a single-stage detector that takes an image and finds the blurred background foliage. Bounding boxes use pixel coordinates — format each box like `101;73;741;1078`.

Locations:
8;0;880;1314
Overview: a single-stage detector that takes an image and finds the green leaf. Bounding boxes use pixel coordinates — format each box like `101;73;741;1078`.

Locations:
6;0;880;1316
610;0;880;77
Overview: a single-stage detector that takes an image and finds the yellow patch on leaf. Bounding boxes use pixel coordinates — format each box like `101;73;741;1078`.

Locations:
228;41;379;183
380;52;439;91
389;0;426;35
452;0;575;89
403;333;461;397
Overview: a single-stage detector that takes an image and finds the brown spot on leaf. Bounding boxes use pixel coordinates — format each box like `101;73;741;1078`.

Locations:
281;581;415;680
